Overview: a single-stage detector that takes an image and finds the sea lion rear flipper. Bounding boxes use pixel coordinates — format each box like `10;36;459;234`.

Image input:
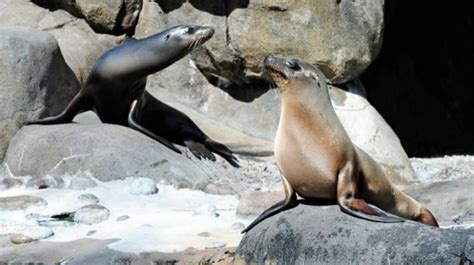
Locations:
242;175;297;233
128;100;182;154
337;162;405;223
205;139;240;168
25;93;89;125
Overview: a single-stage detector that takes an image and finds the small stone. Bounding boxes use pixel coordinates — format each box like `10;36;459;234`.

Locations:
74;204;110;224
174;180;191;189
116;215;130;222
205;241;227;249
26;176;64;189
11;234;33;244
87;230;97;236
231;222;246;230
69;175;97;190
204;183;235;195
197;232;212;237
128;178;158;195
77;193;100;205
193;204;219;218
0;177;23;190
236;191;283;217
9;226;54;244
0;195;47;210
192;177;210;191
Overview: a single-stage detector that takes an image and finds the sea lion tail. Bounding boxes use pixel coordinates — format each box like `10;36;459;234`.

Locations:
205;139;240;167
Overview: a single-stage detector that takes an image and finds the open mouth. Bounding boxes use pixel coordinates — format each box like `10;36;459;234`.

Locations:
265;65;288;84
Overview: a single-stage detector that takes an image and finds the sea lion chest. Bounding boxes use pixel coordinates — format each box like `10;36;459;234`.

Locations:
274;103;349;199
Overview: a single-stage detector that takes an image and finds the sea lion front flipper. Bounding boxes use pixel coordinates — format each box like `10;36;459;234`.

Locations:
25;93;89;126
336;162;405;223
128;100;182;154
205;139;240;168
242;175;297;234
184;140;216;161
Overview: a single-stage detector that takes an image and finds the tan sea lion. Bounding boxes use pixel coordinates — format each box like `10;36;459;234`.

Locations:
242;55;438;233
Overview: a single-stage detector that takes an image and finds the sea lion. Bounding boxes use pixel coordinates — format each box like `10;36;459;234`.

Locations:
26;25;239;167
242;55;438;233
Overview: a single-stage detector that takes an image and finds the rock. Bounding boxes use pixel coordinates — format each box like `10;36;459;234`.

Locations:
69;174;97;190
329;86;415;184
134;0;166;39
4;119;217;185
26;175;65;189
236;190;283;218
197;232;212;237
0;195;47;210
77;193;100;205
203;183;235;195
87;230;97;236
0;26;79;162
404;180;474;225
231;222;245;230
128;177;158;195
0;177;23;190
32;0;142;35
9;225;54;244
205;242;227;249
193;204;218;218
0;0;48;27
410;156;474;184
116;215;130;222
74;204;110;224
236;204;474;264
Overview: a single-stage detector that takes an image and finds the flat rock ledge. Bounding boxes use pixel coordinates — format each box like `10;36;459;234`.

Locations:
236;204;474;264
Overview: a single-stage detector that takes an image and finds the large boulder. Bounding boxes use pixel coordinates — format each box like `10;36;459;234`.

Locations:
0;27;80;162
31;0;142;35
236;204;474;264
0;0;121;83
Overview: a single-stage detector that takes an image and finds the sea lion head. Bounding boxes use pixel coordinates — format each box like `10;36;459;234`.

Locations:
263;55;327;93
162;25;215;52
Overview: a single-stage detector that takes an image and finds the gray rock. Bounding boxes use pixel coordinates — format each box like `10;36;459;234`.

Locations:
10;226;54;244
134;0;166;39
236;204;474;264
197;232;212;237
0;177;23;190
4;122;215;185
87;230;97;236
203;183;234;195
32;0;142;34
0;26;79;162
231;222;245;230
26;175;65;189
236;190;283;218
69;175;97;190
193;204;218;218
77;193;100;205
128;177;158;195
0;195;47;210
410;155;474;184
74;204;110;224
404;180;474;225
205;241;227;249
116;215;130;222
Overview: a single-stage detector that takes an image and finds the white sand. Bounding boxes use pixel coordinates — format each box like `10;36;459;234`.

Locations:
0;177;249;253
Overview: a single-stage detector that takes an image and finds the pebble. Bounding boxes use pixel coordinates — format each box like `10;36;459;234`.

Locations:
77;193;100;205
9;226;54;244
116;215;130;222
26;175;64;189
0;177;22;190
231;222;246;230
0;195;47;210
205;241;227;249
192;204;219;218
128;178;158;195
87;230;97;236
74;204;110;224
69;175;97;190
197;232;212;237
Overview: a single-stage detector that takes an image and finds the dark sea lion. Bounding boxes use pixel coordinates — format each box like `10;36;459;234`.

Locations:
242;55;437;233
26;25;239;167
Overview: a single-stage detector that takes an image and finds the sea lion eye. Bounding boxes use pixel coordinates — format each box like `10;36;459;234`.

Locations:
286;60;301;71
186;27;195;34
165;34;170;41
